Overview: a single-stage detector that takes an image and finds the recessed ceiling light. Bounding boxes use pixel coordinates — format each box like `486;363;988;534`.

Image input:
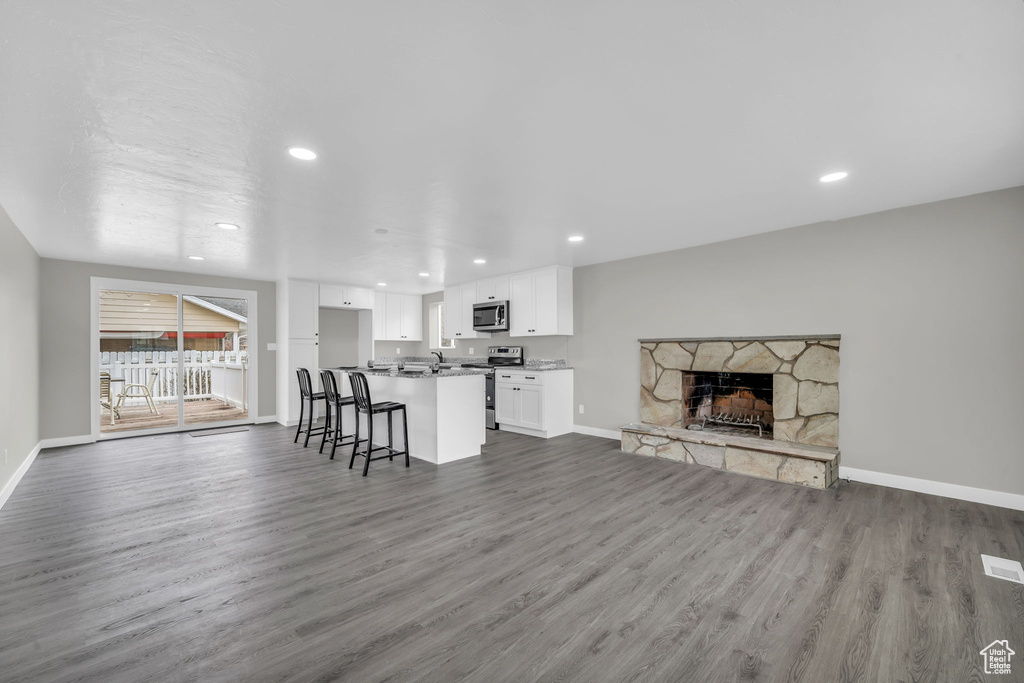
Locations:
188;256;205;261
474;259;486;264
418;272;429;277
288;147;318;161
568;235;584;242
377;282;387;287
374;228;389;235
215;222;239;230
819;171;848;183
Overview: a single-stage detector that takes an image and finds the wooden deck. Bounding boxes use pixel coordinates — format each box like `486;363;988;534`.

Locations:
100;399;248;433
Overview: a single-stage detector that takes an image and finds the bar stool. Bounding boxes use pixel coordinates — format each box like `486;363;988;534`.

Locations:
318;369;357;460
295;368;329;447
348;371;410;476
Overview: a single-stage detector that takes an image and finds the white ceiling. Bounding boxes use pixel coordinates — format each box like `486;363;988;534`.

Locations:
2;1;1022;294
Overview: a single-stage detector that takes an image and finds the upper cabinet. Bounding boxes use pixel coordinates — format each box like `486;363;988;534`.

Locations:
474;276;510;304
374;292;423;341
509;266;573;337
319;283;374;310
444;266;573;339
288;280;320;338
444;283;489;339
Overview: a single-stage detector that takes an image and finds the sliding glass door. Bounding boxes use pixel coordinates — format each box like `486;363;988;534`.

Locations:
93;278;256;438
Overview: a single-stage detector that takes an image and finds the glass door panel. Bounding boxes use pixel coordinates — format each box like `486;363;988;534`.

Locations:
98;289;181;434
182;295;249;426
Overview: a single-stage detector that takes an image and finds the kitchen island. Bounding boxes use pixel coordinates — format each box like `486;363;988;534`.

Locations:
322;367;486;465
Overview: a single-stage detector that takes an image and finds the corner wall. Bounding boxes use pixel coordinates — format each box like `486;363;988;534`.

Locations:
38;259;277;441
0;205;41;502
569;186;1024;497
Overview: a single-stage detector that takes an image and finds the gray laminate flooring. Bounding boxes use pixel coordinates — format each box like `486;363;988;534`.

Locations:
1;426;1022;682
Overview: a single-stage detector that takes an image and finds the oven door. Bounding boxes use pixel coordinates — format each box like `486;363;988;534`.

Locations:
473;301;508;331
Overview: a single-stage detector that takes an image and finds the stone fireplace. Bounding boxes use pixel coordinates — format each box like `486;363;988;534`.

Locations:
622;335;840;489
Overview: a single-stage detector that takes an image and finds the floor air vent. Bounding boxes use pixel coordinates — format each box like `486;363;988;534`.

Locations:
981;554;1024;584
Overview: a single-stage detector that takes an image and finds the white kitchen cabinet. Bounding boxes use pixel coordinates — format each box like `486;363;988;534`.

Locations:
474;276;510;304
494;369;573;438
508;266;573;337
374;292;423;341
444;284;489;339
319;283;374;310
287;338;320;422
373;292;387;340
288;280;320;338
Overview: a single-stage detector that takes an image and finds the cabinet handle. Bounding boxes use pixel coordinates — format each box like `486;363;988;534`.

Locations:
525;376;535;380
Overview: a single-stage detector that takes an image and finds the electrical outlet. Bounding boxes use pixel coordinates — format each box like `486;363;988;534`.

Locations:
469;347;474;355
579;404;585;414
396;347;401;355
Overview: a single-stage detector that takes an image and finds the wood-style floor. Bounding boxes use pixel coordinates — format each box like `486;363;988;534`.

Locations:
2;427;1022;682
100;399;248;433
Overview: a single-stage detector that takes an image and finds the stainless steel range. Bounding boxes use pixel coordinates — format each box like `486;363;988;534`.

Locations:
462;346;523;429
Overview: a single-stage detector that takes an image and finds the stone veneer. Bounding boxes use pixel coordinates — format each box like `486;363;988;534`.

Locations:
625;335;841;489
640;336;840;448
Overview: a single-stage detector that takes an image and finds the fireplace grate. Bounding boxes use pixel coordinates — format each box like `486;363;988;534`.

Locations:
699;412;769;437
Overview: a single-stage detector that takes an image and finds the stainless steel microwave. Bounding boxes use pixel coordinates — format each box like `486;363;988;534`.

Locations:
473;300;509;332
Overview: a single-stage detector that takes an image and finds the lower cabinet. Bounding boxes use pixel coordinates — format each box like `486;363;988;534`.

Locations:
494;369;573;438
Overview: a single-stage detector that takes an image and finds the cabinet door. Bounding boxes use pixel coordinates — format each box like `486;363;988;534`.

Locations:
319;283;346;309
401;294;423;341
288;338;319;422
384;293;404;339
346;287;375;310
475;277;510;304
288;281;319;338
517;385;543;429
372;292;387;340
495;384;518;424
509;273;534;337
444;286;463;338
530;269;559;335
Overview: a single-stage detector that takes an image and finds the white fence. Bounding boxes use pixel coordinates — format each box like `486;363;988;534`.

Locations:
100;351;248;407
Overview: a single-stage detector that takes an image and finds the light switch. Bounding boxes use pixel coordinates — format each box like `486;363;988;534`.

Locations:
267;342;277;351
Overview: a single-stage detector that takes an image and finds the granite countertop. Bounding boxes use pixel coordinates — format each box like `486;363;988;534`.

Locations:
323;366;489;379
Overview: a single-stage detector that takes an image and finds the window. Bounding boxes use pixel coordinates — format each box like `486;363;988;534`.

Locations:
430;302;455;350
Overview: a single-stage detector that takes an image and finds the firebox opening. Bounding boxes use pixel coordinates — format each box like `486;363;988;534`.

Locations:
683;371;774;439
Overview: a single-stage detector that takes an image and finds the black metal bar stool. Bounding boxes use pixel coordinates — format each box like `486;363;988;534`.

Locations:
295;368;329;447
318;369;357;460
347;371;410;476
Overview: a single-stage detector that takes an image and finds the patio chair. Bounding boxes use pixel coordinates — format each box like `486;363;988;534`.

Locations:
116;368;160;415
100;372;120;425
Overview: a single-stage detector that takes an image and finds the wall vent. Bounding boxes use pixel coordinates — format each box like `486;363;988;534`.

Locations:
981;554;1024;584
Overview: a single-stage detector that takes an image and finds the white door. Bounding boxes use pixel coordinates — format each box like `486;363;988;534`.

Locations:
444;286;463;338
531;269;559;335
518;385;543;429
289;281;319;337
385;293;404;339
509;274;534;337
495;384;518;424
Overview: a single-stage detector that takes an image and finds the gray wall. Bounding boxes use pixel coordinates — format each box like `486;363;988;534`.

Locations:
568;186;1024;496
318;308;361;367
39;259;277;440
393;291;570;361
0;205;40;493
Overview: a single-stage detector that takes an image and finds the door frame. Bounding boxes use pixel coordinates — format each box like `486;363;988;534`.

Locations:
90;277;259;440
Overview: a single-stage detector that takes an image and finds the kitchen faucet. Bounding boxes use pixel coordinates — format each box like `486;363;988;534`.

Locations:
432;351;444;363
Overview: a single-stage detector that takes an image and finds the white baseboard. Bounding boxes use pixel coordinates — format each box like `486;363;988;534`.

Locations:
840;466;1024;512
0;442;42;511
573;425;621;441
39;434;97;449
254;415;278;424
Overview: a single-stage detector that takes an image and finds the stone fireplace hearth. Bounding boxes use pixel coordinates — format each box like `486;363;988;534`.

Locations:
622;335;840;489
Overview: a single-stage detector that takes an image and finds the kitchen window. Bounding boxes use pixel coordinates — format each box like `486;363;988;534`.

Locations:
430;302;455;350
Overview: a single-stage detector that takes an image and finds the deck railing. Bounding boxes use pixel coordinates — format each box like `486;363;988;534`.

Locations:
100;351;248;407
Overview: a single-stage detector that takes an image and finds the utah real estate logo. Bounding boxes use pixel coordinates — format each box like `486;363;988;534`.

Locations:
979;640;1015;675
